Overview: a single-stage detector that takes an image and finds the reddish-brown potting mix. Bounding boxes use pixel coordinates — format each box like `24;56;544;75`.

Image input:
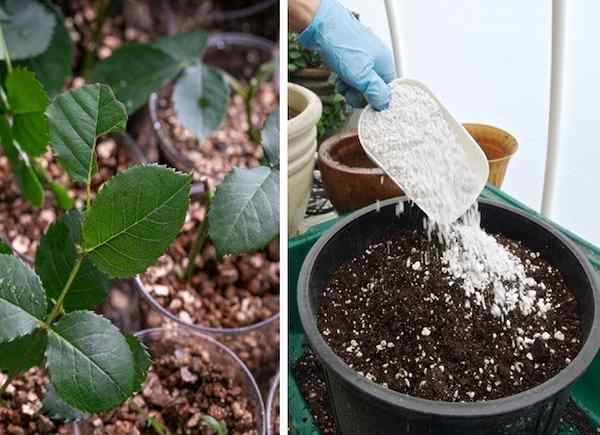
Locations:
155;83;277;188
0;139;134;259
81;335;259;435
0;369;71;435
318;228;583;402
139;199;280;372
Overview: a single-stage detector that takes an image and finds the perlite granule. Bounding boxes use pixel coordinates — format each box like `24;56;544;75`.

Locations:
359;81;547;319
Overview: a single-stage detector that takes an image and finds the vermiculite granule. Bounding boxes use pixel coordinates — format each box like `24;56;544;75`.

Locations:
359;81;548;319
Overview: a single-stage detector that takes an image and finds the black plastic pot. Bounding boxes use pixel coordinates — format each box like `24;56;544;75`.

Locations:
298;197;600;435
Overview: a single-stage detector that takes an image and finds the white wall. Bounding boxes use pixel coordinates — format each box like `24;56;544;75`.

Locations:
341;0;600;246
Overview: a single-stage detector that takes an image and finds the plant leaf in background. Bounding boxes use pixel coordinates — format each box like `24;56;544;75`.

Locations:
42;384;90;422
83;165;191;278
173;64;229;142
0;115;44;207
153;30;208;65
5;68;49;156
0;0;56;60
125;334;152;393
45;310;137;413
35;210;111;311
0;331;47;374
46;83;127;184
261;106;279;167
17;1;74;96
0;254;47;343
90;30;209;114
0;239;11;255
208;167;279;257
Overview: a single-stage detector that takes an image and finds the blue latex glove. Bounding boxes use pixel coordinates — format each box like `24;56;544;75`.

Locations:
298;0;397;111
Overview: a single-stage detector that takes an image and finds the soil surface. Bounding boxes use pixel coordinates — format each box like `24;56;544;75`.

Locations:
0;138;134;259
0;369;71;435
293;349;337;435
139;199;279;372
318;228;583;402
82;334;259;435
155;83;277;188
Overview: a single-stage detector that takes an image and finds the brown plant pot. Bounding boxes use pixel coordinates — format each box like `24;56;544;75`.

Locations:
319;130;403;214
464;123;519;188
290;67;335;99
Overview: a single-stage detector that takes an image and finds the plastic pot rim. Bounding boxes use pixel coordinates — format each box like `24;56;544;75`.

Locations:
133;276;280;337
149;32;275;176
298;196;600;418
266;371;280;435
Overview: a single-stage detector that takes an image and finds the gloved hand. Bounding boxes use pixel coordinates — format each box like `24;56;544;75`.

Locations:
298;0;397;111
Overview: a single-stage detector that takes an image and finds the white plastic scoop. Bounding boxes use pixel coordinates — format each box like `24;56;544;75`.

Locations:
358;79;489;225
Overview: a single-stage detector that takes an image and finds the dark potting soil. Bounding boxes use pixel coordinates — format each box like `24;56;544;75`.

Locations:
560;399;600;434
293;349;337;435
155;83;277;188
0;138;134;259
82;335;259;435
295;348;599;435
0;369;71;434
318;228;583;402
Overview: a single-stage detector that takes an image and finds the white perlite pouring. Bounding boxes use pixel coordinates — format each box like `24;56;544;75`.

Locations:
359;80;548;319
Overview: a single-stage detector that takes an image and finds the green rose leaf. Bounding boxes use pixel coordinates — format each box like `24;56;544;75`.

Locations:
17;1;74;96
83;165;191;278
0;115;44;207
47;180;74;211
153;30;209;65
5;68;49;157
126;334;151;393
90;45;181;114
0;0;56;60
173;64;229;141
208;167;279;257
43;384;90;422
35;211;111;311
46;310;136;413
261;107;279;167
46;84;127;184
0;254;47;343
0;330;47;374
0;239;11;255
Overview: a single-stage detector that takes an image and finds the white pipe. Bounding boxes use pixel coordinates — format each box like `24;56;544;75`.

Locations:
384;0;404;77
541;0;566;217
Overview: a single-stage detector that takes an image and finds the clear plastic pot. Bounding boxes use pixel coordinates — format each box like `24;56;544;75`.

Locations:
74;327;266;434
149;32;276;176
266;372;280;435
134;276;280;377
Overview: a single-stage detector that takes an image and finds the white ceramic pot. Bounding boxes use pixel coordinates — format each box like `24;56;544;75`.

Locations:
288;83;322;236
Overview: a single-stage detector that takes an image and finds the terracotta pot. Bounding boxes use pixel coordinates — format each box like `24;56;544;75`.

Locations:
319;130;403;214
464;123;518;188
288;83;322;235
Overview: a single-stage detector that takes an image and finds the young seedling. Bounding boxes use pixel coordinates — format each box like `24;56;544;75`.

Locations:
202;415;229;435
0;83;191;427
184;106;280;281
